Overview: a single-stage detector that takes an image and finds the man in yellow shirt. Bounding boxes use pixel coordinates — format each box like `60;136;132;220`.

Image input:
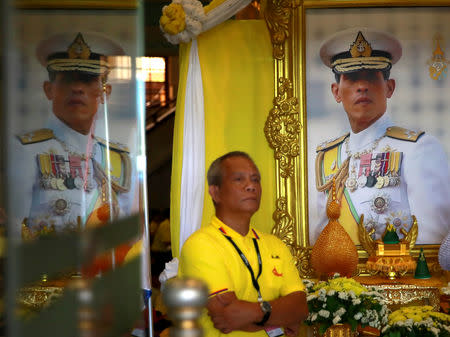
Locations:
151;210;172;283
178;151;308;337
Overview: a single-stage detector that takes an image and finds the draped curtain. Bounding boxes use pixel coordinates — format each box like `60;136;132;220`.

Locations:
170;19;275;257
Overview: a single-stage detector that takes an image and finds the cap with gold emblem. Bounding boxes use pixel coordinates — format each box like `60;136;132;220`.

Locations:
36;32;125;75
320;27;402;74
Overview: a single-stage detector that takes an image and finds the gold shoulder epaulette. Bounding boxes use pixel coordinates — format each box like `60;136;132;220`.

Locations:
94;136;130;153
316;133;350;152
17;128;54;145
385;126;424;142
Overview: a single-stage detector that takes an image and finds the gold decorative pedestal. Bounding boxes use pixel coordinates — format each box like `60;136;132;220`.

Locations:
16;276;71;316
365;242;416;279
313;324;357;337
372;284;440;311
18;285;64;311
356;276;443;312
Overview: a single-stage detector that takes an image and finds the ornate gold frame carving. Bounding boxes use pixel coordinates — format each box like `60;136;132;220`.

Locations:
264;0;447;278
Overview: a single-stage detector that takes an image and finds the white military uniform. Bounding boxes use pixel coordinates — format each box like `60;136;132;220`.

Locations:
315;114;450;244
11;113;133;239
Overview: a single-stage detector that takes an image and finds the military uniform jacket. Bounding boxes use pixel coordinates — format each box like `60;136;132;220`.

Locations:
315;114;450;245
10;114;133;239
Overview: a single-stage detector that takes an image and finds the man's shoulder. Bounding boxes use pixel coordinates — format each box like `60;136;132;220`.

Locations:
94;136;130;153
180;225;226;262
385;126;425;142
17;128;54;145
255;229;290;249
316;133;350;152
183;224;220;248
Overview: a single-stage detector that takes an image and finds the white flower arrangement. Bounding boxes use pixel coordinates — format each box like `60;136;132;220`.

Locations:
303;275;390;336
318;309;330;318
332;316;341;325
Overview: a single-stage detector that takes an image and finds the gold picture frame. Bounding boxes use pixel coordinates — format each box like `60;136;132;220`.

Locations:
14;0;138;9
264;0;450;278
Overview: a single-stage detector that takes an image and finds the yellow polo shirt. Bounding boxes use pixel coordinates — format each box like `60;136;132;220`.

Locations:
178;216;304;337
152;219;171;252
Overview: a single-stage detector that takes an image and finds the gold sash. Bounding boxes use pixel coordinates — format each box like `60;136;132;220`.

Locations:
321;145;360;244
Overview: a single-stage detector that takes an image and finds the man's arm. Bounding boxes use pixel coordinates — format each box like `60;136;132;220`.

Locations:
207;290;308;334
207;292;259;334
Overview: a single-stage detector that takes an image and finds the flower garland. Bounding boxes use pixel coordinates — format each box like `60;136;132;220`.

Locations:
381;306;450;337
159;0;251;44
160;0;205;44
304;275;389;335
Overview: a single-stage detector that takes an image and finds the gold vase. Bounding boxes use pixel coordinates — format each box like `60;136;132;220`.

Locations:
313;324;357;337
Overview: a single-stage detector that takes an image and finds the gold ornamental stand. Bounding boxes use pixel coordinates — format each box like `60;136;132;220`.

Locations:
355;275;444;311
313;324;357;337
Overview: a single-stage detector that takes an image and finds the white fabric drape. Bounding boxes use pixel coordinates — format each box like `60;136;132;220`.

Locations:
178;39;205;254
202;0;252;31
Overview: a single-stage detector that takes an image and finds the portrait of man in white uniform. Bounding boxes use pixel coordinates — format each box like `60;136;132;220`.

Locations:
313;27;450;245
9;32;135;271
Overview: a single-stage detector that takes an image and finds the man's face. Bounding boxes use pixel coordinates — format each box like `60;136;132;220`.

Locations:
43;72;111;134
331;70;395;133
209;156;262;217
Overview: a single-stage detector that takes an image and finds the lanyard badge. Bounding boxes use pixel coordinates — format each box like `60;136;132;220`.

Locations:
220;230;284;336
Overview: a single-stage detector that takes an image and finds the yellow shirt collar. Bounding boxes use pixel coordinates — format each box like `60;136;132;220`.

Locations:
210;216;260;240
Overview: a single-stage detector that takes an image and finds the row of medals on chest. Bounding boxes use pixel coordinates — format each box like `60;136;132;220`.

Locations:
37;149;95;192
341;135;402;192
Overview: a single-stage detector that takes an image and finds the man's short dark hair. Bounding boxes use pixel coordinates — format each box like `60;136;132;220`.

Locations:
334;69;391;83
207;151;256;187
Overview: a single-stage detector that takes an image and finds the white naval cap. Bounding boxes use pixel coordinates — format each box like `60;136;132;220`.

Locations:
320;27;402;74
36;32;125;76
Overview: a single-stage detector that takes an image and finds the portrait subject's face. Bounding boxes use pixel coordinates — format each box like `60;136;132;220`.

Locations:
43;72;111;134
331;70;395;133
210;156;262;216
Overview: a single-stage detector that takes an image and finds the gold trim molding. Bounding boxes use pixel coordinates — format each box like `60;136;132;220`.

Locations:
264;78;301;179
14;0;138;9
271;197;315;278
264;0;446;278
264;0;301;59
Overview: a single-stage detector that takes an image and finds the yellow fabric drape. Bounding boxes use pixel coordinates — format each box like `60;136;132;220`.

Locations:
171;20;275;257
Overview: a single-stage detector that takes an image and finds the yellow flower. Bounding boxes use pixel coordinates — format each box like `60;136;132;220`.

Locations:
389;311;407;324
430;311;450;322
388;306;450;325
312;277;368;296
411;314;423;323
160;3;186;35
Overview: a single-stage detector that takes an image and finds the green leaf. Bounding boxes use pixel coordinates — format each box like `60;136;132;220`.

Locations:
326;296;339;312
348;318;357;331
319;323;331;335
389;331;401;337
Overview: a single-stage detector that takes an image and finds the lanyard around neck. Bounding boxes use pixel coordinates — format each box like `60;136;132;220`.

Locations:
221;231;263;301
